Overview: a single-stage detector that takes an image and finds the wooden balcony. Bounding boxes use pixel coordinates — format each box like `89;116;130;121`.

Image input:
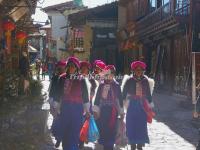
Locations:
134;2;190;41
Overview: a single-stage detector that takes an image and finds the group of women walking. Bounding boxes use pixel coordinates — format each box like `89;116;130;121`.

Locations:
48;56;155;150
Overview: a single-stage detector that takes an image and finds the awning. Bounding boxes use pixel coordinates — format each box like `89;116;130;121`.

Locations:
28;45;38;53
8;1;29;22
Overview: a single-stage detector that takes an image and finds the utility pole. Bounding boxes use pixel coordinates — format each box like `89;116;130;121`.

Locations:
191;0;200;108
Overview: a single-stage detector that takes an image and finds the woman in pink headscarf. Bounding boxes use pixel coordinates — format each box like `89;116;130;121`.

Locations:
93;65;124;150
122;61;155;150
55;57;90;150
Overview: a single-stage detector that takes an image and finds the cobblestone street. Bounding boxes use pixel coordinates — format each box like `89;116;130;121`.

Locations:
40;78;198;150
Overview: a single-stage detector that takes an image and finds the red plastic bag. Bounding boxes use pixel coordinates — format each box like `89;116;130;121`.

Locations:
143;100;155;123
80;119;89;142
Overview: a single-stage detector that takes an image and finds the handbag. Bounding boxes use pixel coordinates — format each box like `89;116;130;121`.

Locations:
115;119;128;146
88;115;99;142
80;119;89;142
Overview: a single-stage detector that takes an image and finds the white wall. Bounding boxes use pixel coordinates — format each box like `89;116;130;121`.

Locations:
51;14;67;40
47;11;68;59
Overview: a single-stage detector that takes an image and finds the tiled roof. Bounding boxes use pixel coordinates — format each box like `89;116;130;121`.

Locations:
42;1;76;12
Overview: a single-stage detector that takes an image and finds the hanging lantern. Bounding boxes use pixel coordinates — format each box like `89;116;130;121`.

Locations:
16;31;27;45
3;21;16;31
2;21;16;37
2;20;15;54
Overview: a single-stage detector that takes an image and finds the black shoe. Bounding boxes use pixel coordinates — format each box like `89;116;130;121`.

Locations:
131;144;136;150
79;142;84;149
137;144;143;150
55;141;60;148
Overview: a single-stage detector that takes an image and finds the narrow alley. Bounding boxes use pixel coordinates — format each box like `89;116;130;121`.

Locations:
40;77;198;150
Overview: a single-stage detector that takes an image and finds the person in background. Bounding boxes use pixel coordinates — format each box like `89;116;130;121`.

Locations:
19;51;30;95
41;61;47;80
89;60;106;106
93;60;106;83
49;60;67;148
93;65;124;150
35;59;41;80
80;61;91;77
48;58;54;80
79;61;91;149
122;61;154;150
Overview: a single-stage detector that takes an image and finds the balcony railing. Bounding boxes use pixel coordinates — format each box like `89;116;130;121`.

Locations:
135;1;190;37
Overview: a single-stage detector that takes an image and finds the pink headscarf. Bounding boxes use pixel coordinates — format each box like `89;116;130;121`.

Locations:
95;60;106;70
67;57;80;69
105;65;116;73
131;61;147;70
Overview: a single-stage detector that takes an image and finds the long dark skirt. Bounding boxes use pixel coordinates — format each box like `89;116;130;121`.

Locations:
97;105;118;147
60;101;83;150
126;100;149;144
51;115;62;142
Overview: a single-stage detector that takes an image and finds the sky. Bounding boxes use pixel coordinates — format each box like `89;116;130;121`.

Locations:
32;0;116;23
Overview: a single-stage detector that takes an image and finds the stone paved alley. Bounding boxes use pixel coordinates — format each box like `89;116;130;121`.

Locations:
40;77;198;150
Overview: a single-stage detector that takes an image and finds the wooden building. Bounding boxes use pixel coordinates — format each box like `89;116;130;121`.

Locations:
0;0;38;97
118;0;195;96
68;2;120;71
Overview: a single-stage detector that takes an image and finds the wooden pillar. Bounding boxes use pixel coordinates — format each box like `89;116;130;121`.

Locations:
192;53;196;104
169;37;175;94
189;0;195;103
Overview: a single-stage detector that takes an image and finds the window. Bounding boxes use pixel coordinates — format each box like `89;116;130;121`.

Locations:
150;0;156;7
163;0;169;5
73;29;84;48
150;0;170;11
74;37;83;48
176;0;189;9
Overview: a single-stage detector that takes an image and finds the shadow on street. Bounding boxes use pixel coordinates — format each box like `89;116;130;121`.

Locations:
153;93;198;146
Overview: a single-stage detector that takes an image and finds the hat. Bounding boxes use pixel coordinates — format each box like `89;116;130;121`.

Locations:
105;65;116;73
56;60;66;67
131;61;146;70
95;60;106;70
80;61;91;69
67;57;80;69
93;60;103;67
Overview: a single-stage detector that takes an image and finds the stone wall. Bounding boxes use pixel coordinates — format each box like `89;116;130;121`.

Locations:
0;96;49;150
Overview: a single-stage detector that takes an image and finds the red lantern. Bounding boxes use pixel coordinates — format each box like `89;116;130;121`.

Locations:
2;21;15;54
16;31;27;45
2;21;16;32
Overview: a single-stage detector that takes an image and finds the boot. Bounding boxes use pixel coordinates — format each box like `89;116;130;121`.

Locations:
131;144;136;150
137;144;143;150
55;140;61;148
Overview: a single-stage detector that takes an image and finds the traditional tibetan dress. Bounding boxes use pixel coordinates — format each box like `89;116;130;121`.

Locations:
56;73;90;150
122;76;152;144
94;80;123;147
49;73;61;140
